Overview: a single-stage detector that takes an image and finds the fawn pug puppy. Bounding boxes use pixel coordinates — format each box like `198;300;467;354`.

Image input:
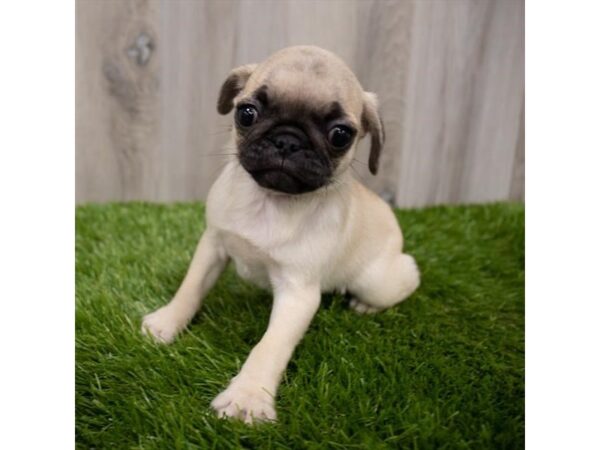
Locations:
142;46;420;424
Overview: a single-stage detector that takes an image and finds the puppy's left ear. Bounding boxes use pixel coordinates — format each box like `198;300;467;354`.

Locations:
217;63;257;115
361;92;385;175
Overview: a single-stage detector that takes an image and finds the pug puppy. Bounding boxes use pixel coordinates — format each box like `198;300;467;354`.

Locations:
142;46;420;424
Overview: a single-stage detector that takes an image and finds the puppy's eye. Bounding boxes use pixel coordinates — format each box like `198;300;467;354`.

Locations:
328;126;354;149
236;105;258;127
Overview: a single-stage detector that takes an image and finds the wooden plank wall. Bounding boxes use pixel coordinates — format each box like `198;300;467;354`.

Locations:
76;0;524;207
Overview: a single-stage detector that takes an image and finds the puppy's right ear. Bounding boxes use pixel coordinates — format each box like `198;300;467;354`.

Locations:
361;92;385;175
217;64;257;115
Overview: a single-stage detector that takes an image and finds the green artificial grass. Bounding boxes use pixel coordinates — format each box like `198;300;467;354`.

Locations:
76;202;524;449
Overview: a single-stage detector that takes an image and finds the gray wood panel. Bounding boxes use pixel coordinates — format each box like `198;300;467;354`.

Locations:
76;0;524;206
76;0;161;202
396;0;525;206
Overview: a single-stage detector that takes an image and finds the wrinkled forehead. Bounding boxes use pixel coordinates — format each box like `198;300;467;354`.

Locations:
243;57;364;123
251;84;354;126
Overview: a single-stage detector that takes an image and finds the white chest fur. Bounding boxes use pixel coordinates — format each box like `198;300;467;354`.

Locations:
205;161;353;289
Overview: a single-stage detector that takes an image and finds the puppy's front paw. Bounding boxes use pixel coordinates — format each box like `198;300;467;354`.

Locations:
211;380;277;424
349;298;383;314
141;306;186;344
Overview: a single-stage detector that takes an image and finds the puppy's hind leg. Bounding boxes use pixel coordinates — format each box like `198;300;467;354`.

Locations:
142;228;228;343
349;253;420;314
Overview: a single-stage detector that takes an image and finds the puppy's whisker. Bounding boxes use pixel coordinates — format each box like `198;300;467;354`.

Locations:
349;163;366;184
210;159;235;178
197;153;238;159
352;158;368;166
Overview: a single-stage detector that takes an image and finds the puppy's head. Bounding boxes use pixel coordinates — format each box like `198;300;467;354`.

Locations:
217;46;384;195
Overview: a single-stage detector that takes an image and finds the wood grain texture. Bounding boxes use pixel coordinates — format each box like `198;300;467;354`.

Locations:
351;0;414;202
76;0;524;205
509;102;525;200
157;0;239;201
76;0;161;202
396;0;525;206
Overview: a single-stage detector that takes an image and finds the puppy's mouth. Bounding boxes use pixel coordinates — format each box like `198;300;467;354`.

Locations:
239;153;332;195
237;126;334;194
245;161;324;195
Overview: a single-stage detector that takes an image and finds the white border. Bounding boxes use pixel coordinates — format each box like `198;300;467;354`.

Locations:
0;1;74;448
1;0;600;448
527;0;600;449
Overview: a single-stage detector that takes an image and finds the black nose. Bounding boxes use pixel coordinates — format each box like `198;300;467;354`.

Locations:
269;126;309;155
273;133;302;153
